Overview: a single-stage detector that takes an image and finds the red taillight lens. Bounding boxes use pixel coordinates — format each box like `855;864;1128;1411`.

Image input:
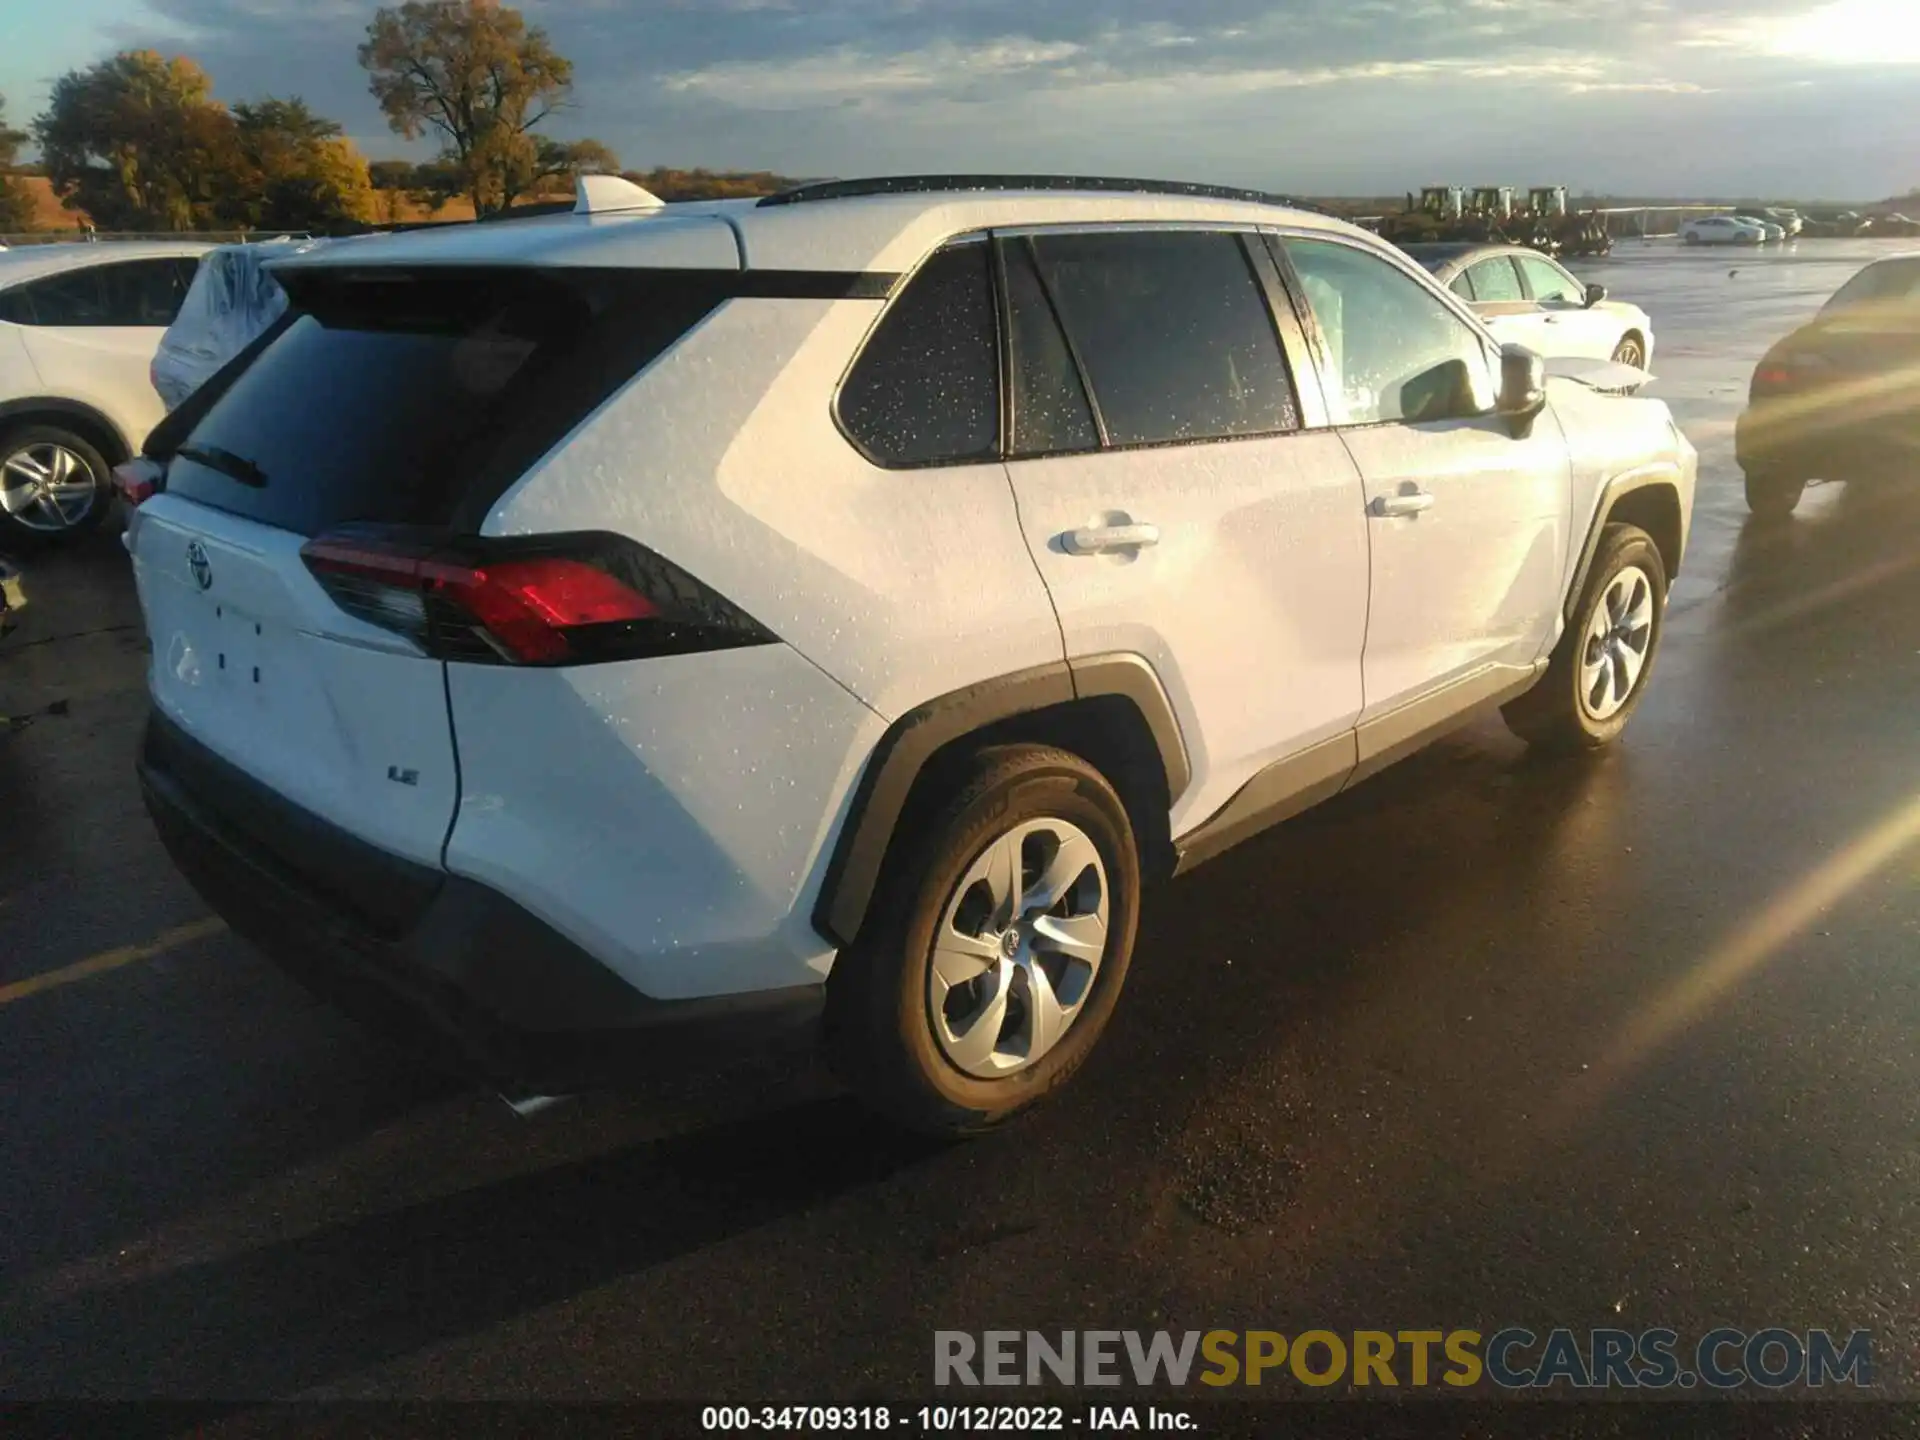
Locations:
112;458;165;507
440;558;659;663
1751;351;1830;398
299;527;772;667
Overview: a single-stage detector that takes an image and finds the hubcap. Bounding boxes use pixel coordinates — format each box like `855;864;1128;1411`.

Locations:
1;443;97;533
929;818;1111;1080
1580;565;1656;722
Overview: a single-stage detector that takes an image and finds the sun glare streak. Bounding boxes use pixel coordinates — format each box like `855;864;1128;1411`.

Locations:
1546;789;1920;1132
1726;552;1920;637
1745;356;1920;443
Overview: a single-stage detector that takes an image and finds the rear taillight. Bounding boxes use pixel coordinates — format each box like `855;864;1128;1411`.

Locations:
299;526;777;666
113;457;165;507
1751;351;1830;398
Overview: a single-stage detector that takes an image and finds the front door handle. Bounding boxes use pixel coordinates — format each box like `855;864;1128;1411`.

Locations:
1370;492;1436;519
1063;522;1161;555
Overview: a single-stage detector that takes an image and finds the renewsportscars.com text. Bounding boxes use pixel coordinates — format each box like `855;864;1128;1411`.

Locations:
934;1328;1873;1391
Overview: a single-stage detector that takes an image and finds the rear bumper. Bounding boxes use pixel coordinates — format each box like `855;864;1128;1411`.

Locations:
1737;406;1920;484
137;710;823;1094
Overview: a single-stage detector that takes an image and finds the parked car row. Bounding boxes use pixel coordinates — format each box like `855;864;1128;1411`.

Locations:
1680;216;1773;245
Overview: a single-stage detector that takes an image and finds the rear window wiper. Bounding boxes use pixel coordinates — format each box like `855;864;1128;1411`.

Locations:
175;445;269;489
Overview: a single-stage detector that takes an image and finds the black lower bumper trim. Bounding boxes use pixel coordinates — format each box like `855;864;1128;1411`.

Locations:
138;711;824;1093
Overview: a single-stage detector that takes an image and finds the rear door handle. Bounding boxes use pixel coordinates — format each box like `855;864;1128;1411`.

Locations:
1370;492;1436;519
1063;522;1161;555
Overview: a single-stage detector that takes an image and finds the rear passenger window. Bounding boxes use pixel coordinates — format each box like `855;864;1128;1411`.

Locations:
1467;258;1524;303
1029;231;1299;446
1002;240;1098;457
1449;272;1476;301
10;267;108;326
97;259;193;326
838;241;1000;467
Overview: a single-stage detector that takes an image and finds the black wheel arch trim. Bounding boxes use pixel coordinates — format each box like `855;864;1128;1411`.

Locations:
0;397;132;463
1563;464;1685;623
813;653;1191;948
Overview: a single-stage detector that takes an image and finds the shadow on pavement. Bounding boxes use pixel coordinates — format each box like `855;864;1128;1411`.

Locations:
1;1092;940;1399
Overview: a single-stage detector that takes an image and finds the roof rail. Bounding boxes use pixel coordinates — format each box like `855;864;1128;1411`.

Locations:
756;174;1336;215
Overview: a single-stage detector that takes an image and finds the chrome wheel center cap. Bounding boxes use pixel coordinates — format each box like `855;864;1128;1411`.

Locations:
1000;928;1023;960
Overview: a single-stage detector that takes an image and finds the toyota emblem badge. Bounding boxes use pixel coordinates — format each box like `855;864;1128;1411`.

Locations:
187;540;212;591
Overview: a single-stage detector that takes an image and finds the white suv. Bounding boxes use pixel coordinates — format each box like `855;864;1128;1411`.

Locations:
131;176;1695;1135
0;241;211;541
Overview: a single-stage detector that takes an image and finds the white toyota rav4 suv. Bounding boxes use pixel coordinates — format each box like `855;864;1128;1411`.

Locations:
131;175;1696;1135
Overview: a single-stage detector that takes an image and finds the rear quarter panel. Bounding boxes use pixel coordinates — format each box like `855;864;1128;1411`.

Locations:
0;324;41;398
480;295;1067;721
17;325;164;452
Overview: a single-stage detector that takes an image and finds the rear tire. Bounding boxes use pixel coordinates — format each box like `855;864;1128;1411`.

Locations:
825;744;1141;1138
0;424;113;545
1743;469;1805;520
1503;523;1668;753
1611;333;1647;369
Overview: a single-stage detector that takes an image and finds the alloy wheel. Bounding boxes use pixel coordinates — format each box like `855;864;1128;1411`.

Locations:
0;443;98;533
1580;564;1656;721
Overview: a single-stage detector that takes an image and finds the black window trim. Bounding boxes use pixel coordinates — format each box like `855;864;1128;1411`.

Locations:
834;221;1335;471
1011;225;1311;458
2;255;201;329
1000;233;1110;458
1264;228;1504;436
828;233;1005;473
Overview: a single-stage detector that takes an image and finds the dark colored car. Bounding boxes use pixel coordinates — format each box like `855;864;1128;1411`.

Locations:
1736;253;1920;517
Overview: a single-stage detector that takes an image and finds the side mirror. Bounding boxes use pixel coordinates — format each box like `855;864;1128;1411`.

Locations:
1398;358;1482;424
1497;343;1547;438
1584;283;1608;308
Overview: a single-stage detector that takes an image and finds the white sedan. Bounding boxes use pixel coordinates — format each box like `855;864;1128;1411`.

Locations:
1680;216;1767;245
1401;243;1654;370
1734;215;1788;242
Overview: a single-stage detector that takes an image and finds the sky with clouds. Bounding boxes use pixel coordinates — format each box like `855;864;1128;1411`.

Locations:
3;0;1918;199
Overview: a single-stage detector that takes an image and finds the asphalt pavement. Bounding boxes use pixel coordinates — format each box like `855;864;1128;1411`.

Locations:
2;239;1918;1416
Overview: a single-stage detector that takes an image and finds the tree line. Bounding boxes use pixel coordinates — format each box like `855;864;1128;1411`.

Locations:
0;0;803;235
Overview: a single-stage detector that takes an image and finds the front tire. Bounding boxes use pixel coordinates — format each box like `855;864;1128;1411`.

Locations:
1503;523;1668;753
1743;469;1805;520
826;745;1141;1137
0;424;113;544
1611;333;1647;370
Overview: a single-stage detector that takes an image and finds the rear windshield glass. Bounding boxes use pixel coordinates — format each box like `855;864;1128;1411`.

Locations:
1822;259;1920;314
165;266;724;535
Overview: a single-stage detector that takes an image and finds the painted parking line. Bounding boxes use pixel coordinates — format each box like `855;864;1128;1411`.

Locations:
0;917;227;1008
